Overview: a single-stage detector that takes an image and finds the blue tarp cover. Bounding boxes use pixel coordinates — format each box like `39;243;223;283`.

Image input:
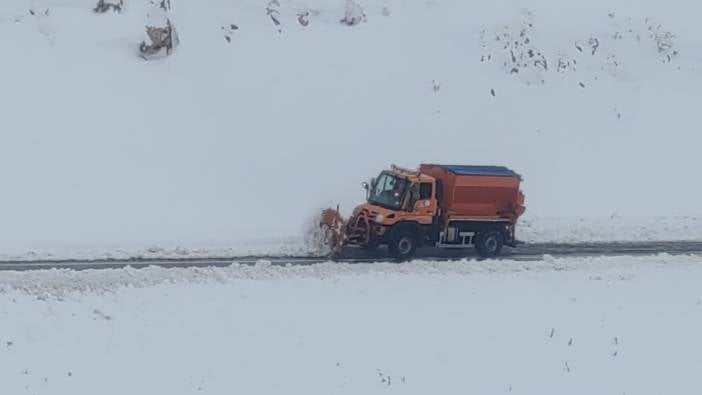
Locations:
439;165;520;178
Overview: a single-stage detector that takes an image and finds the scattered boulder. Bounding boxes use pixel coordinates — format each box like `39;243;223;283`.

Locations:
297;11;310;27
139;19;179;60
340;0;366;26
266;0;282;32
646;19;678;63
156;0;171;11
221;24;238;43
139;1;179;60
94;0;123;14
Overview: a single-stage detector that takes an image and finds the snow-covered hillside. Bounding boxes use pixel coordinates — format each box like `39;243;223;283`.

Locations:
1;255;702;394
1;0;701;258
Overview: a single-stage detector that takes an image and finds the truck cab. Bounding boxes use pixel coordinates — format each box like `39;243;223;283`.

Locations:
365;167;438;225
344;166;439;256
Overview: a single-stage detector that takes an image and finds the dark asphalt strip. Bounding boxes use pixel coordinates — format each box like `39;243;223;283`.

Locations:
1;241;701;271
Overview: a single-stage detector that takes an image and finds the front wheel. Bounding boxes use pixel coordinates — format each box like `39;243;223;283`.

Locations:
475;229;504;258
389;230;418;261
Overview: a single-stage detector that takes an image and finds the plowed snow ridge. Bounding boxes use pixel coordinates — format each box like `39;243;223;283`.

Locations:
1;254;698;297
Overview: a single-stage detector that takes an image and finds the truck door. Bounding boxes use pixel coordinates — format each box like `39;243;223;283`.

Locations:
408;182;437;224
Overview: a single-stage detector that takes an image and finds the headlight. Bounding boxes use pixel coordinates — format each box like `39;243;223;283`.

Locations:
374;214;384;223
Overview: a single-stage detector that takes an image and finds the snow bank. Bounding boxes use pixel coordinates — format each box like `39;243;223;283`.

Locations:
1;255;701;394
0;253;698;296
1;0;701;258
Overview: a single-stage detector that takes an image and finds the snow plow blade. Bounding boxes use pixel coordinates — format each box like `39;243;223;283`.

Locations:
319;207;346;256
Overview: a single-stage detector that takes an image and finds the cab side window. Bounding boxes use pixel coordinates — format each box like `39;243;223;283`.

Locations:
419;183;433;200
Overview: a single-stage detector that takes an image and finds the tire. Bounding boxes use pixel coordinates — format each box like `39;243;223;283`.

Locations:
475;229;504;258
389;228;418;261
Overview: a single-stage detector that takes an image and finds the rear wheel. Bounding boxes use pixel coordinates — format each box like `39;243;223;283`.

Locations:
389;229;418;261
475;229;504;258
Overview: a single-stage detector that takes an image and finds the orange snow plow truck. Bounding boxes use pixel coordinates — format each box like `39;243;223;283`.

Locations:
320;164;525;260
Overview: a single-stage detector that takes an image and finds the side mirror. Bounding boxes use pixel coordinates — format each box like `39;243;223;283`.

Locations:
361;181;369;191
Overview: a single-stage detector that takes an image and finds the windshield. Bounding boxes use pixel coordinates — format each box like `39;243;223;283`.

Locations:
368;173;409;209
